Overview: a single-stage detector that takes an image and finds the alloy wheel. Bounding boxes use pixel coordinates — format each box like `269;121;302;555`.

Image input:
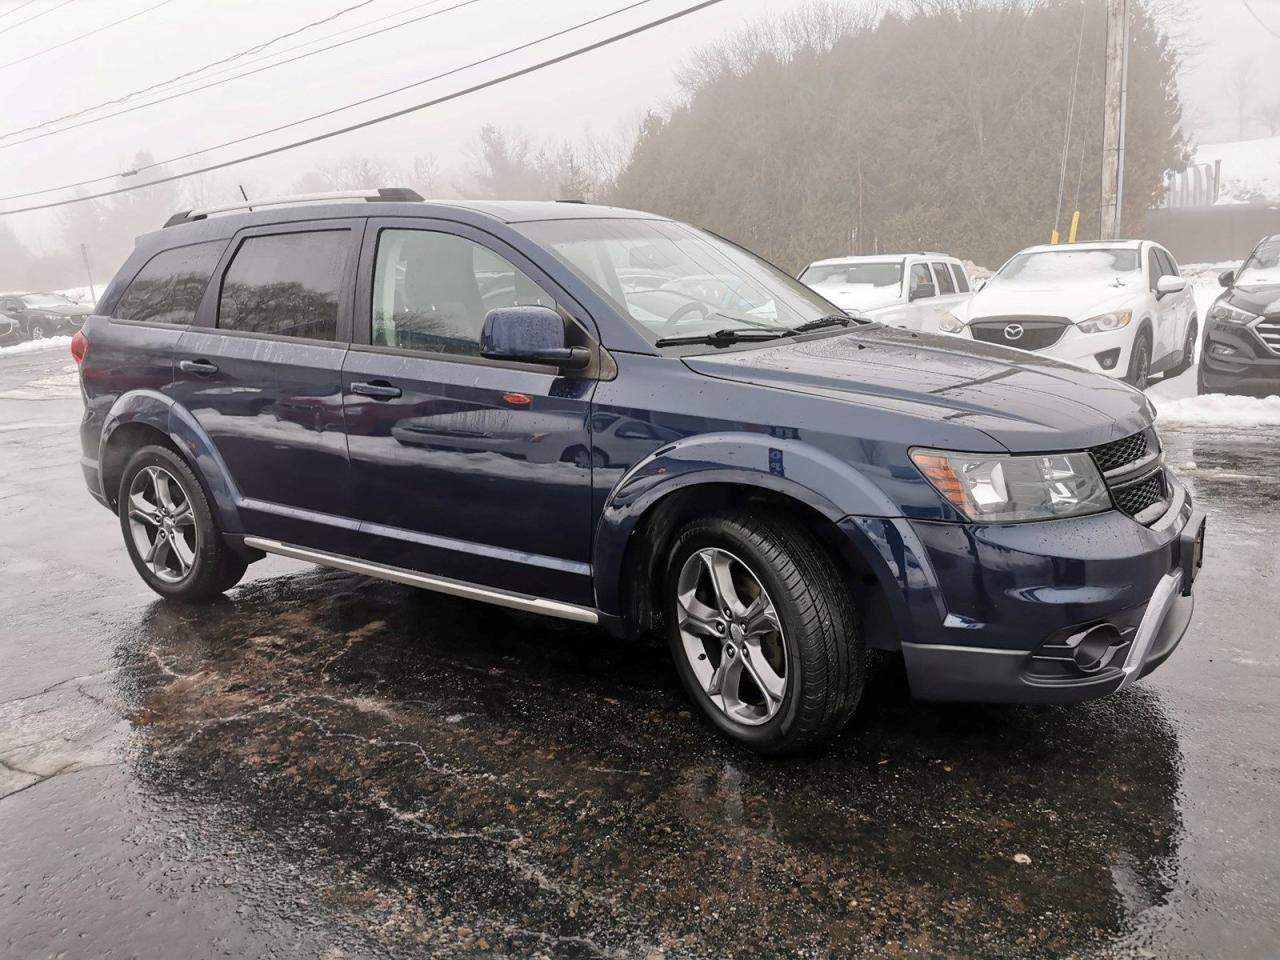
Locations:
675;547;788;726
30;324;46;341
1133;341;1150;390
127;465;197;584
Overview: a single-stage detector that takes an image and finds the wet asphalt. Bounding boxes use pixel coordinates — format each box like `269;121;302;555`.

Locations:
0;347;1276;959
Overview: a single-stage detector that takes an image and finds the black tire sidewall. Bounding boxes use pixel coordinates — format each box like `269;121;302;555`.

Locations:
117;445;225;600
1127;331;1151;388
664;518;810;751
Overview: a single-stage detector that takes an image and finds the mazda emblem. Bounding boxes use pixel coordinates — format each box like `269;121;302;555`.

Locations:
1003;323;1025;341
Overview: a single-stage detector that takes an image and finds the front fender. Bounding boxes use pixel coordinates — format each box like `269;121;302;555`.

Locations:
592;432;902;615
102;390;245;534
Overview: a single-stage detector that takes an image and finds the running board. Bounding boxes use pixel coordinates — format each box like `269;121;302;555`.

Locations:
242;537;600;625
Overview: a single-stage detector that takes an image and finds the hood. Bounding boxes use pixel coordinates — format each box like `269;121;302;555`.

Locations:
682;325;1153;452
809;283;902;312
1221;282;1280;317
963;280;1137;323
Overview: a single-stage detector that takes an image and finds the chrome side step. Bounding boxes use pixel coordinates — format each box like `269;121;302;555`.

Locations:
242;537;600;625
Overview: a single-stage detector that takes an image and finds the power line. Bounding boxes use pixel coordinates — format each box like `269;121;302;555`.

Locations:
0;0;76;36
1241;0;1280;40
0;0;42;22
0;0;386;139
1053;0;1088;236
0;0;478;148
0;0;727;217
0;0;178;71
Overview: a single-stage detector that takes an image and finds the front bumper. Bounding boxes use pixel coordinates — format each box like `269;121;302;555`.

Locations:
842;481;1204;705
1200;327;1280;396
955;322;1134;379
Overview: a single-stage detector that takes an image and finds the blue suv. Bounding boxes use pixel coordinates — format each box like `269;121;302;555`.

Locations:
74;190;1206;753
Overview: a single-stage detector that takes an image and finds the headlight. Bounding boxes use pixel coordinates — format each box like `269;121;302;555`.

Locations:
1209;301;1258;325
910;448;1111;523
939;312;965;333
1077;310;1132;334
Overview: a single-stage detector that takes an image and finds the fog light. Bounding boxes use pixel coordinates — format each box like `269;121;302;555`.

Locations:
1096;348;1120;370
1070;624;1124;673
1211;343;1238;357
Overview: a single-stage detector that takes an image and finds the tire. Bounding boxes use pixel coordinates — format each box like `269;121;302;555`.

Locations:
1168;317;1197;377
118;444;247;601
1126;330;1152;390
664;512;863;754
28;320;50;341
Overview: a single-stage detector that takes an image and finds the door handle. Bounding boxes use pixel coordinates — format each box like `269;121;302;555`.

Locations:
350;380;402;400
179;359;218;375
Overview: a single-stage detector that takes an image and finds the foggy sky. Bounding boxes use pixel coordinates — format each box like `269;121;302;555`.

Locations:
0;0;1275;250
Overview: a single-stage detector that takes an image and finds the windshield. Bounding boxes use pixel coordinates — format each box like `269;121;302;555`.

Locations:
517;218;842;342
21;293;73;307
989;249;1141;289
801;261;902;288
1237;237;1280;286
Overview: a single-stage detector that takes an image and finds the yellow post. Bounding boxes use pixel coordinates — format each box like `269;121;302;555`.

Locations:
1068;210;1081;243
1051;228;1060;245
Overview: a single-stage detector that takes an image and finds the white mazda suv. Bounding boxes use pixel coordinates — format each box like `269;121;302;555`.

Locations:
940;240;1197;389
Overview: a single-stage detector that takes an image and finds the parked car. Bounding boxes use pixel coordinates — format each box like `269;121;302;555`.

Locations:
941;240;1197;389
0;309;19;344
1199;234;1280;396
74;190;1205;753
798;253;972;331
0;292;93;340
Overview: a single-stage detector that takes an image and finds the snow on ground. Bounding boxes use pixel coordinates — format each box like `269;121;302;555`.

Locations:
1193;136;1280;203
1154;392;1280;427
0;335;72;357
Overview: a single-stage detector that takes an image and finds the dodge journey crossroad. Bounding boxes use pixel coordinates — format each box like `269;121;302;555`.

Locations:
73;190;1206;753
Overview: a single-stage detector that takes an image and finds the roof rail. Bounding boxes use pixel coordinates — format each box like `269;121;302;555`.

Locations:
163;187;424;228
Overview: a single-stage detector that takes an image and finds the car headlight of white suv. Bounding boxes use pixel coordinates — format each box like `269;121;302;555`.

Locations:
940;312;965;334
1077;310;1132;334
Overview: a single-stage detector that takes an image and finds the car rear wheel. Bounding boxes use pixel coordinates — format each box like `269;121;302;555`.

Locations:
28;320;50;341
1169;317;1198;377
1126;331;1152;390
118;445;247;601
664;512;863;754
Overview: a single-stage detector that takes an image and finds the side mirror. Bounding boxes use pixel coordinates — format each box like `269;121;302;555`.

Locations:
1218;269;1236;288
480;306;590;369
909;281;936;302
1156;275;1187;298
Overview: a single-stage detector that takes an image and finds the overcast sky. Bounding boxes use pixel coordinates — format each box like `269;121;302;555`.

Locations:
0;0;1276;249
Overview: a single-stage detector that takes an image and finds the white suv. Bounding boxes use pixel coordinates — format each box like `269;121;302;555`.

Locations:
941;241;1196;389
798;253;972;332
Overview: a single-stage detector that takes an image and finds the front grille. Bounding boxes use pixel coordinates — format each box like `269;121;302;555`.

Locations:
969;315;1070;351
1089;429;1168;523
1091;431;1149;473
1112;471;1166;518
1257;316;1280;355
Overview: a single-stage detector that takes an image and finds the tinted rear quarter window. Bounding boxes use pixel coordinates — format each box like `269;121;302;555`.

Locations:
218;231;350;341
114;241;226;325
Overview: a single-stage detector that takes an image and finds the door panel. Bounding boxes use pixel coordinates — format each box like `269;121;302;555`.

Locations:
171;221;361;552
342;220;596;605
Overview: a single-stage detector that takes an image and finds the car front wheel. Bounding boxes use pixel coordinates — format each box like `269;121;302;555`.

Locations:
28;320;51;341
665;512;863;754
1126;331;1152;389
118;445;247;601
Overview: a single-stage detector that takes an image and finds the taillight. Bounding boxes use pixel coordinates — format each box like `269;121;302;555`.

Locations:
70;330;88;365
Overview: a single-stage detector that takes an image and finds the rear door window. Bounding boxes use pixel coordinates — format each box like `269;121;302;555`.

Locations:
114;241;226;325
218;230;352;341
931;262;956;295
950;263;970;293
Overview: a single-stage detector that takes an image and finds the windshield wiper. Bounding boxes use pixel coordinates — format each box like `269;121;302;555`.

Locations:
654;327;790;347
791;314;858;334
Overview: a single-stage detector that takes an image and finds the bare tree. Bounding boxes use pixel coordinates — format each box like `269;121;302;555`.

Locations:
1258;99;1280;137
1226;58;1259;140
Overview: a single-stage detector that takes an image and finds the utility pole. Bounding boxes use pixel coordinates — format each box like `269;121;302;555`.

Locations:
79;243;96;303
1099;0;1130;239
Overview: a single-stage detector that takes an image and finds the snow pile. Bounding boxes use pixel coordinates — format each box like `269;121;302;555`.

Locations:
1154;392;1280;428
0;335;72;357
1194;136;1280;203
